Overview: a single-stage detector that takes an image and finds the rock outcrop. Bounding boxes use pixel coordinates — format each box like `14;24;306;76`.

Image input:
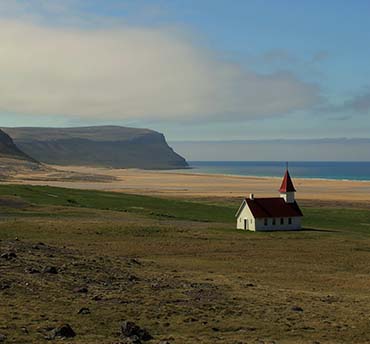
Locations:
0;129;35;162
3;126;188;170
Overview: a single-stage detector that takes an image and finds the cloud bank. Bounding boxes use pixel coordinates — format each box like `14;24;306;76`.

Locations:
0;20;319;121
170;139;370;161
321;88;370;118
337;90;370;114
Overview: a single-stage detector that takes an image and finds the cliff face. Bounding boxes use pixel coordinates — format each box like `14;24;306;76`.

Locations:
2;126;188;170
0;129;35;162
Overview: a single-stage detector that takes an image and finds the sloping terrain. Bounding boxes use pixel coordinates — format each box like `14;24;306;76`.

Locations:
2;126;188;170
0;129;41;179
0;129;35;161
1;186;370;343
0;130;120;182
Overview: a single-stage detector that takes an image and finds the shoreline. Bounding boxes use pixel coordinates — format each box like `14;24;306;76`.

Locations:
179;160;370;182
165;168;370;183
2;164;369;204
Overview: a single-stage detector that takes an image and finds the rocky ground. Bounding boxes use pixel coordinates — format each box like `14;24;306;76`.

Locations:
1;192;370;343
1;238;168;343
0;213;236;344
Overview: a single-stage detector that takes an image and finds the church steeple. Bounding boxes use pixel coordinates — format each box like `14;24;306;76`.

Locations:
279;167;296;203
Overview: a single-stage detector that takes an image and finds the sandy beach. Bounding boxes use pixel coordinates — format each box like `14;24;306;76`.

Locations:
6;164;370;204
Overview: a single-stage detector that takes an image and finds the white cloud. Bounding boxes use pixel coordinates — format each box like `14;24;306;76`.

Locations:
0;19;319;121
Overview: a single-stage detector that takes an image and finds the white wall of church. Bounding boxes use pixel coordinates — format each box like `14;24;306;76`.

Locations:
236;203;256;231
280;192;295;203
237;203;302;231
254;216;301;231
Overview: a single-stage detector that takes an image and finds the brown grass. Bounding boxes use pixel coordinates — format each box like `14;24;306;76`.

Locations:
1;201;370;343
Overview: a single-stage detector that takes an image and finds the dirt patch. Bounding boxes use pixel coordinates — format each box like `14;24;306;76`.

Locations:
0;196;30;209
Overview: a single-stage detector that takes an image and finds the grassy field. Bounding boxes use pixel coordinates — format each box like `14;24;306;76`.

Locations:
1;185;370;343
0;185;233;223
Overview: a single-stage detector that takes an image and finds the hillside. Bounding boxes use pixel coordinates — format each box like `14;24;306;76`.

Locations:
1;185;370;343
2;126;188;170
0;129;41;179
0;129;35;161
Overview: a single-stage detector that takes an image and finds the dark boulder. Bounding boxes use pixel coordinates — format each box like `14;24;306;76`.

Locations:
46;324;76;339
128;258;142;266
127;274;140;282
121;321;153;342
0;281;11;290
0;252;17;260
291;306;304;312
91;294;102;301
78;307;90;315
73;286;88;293
25;267;40;274
43;266;58;274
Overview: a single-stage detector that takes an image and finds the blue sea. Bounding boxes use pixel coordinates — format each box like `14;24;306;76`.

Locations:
185;161;370;181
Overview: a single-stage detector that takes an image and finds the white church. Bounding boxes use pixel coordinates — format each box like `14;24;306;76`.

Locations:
236;169;303;231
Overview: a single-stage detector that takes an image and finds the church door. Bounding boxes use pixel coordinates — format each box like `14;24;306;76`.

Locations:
244;219;248;230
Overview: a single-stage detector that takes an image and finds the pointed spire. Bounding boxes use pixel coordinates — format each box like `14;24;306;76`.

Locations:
279;169;296;193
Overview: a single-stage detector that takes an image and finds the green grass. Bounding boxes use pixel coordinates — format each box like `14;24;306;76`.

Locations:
302;207;370;235
2;185;370;343
1;184;370;236
0;184;234;223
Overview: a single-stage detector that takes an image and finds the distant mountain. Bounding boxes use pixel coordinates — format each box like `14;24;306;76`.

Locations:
0;129;36;162
3;126;188;170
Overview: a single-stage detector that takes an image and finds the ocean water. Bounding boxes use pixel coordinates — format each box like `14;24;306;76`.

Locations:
185;161;370;181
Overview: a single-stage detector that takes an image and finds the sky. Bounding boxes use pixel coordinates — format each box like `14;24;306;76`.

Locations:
170;139;370;161
0;0;369;144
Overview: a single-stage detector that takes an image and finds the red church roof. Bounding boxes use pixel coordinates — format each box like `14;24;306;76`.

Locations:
279;170;296;193
236;197;303;218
